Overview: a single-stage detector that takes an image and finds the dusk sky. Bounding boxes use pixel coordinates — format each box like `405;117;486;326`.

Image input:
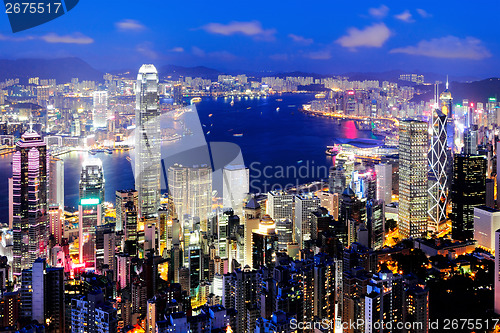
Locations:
0;0;499;77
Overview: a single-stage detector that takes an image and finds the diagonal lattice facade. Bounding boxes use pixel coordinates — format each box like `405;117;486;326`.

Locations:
428;109;448;232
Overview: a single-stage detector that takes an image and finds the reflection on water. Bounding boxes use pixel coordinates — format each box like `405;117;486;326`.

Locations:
0;94;377;222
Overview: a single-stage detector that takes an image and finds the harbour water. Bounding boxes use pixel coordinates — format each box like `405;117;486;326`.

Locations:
0;93;381;222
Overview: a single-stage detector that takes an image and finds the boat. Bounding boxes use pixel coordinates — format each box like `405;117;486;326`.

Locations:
276;107;280;112
89;150;96;155
206;131;211;135
105;148;113;155
288;105;296;107
276;98;283;102
208;114;213;117
230;100;234;106
233;133;243;137
190;97;202;104
315;93;326;99
297;160;303;164
325;145;340;156
247;107;251;109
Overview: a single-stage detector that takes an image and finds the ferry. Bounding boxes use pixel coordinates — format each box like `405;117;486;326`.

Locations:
315;93;326;99
233;133;243;137
190;97;202;104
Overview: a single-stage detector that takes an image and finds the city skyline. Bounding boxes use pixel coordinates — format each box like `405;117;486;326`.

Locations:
0;1;499;77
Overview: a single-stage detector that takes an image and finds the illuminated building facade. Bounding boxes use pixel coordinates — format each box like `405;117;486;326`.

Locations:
92;90;108;129
167;164;212;232
399;120;428;239
252;214;278;269
450;154;486;240
135;64;161;221
428;85;451;232
78;158;105;266
11;130;48;276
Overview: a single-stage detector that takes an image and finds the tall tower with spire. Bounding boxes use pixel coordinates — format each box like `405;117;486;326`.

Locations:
135;65;161;221
428;81;452;232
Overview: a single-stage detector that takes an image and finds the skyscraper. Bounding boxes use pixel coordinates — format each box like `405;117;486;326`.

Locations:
135;64;161;221
167;164;212;231
450;154;486;240
428;86;451;232
78;158;105;266
399;120;428;239
374;163;392;204
222;164;249;215
115;189;138;232
294;194;320;248
92;90;109;129
11;130;48;276
495;228;500;315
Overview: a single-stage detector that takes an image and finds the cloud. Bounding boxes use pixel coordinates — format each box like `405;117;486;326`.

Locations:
394;10;414;23
191;46;238;61
288;34;313;45
390;36;492;60
40;33;94;44
116;19;146;31
200;21;276;40
416;9;432;18
170;47;184;53
0;33;35;41
369;5;389;19
336;23;391;49
136;42;159;59
305;50;332;60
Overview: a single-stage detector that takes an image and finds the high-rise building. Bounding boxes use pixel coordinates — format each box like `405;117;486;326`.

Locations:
135;64;161;221
167;164;212;231
222;165;249;215
11;130;48;276
252;215;278;269
464;127;478;155
495;228;500;315
364;270;404;331
20;259;64;332
48;205;64;245
78;158;105;266
115;189;138;233
474;206;500;251
374;163;392;204
267;191;294;220
95;224;116;274
92;90;109;129
450;154;486;240
329;166;346;194
48;156;64;208
294;194;320;248
428;86;451;232
399;120;428;239
71;289;118;333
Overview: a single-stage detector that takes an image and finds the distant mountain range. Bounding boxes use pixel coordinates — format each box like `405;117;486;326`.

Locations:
0;57;103;83
0;57;498;103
